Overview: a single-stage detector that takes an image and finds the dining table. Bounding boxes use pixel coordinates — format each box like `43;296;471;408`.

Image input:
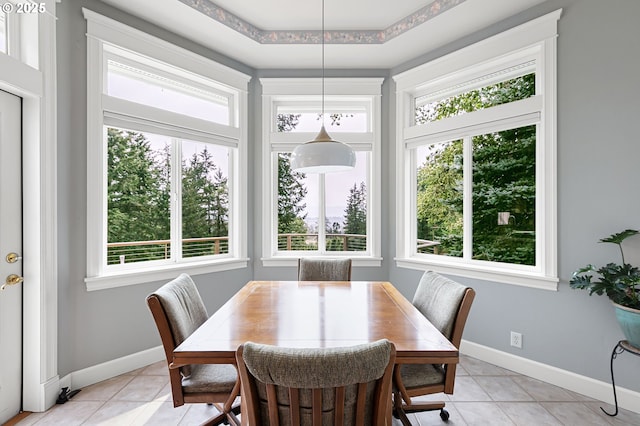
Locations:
171;280;459;423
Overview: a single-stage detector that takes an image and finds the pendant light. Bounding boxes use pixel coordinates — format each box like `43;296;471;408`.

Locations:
290;0;356;173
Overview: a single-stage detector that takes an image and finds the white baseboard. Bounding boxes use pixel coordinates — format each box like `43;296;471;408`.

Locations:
460;339;640;415
59;346;165;393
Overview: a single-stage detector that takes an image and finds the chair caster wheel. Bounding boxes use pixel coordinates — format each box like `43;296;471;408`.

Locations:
440;409;450;421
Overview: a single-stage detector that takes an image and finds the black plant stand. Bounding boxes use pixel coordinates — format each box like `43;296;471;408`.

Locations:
602;340;640;417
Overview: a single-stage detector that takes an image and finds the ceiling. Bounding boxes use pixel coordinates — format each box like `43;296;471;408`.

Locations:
99;0;546;69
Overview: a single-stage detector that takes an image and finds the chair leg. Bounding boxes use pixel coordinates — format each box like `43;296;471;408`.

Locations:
224;402;241;426
199;410;227;426
403;401;446;413
394;392;451;424
200;402;240;426
393;391;414;426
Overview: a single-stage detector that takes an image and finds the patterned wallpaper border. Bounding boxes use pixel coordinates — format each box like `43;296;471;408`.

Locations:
178;0;467;44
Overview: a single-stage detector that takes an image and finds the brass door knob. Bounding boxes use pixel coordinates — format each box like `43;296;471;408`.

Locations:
1;274;23;290
6;252;22;263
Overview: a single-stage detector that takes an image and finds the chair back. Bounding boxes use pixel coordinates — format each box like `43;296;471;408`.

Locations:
412;271;475;347
146;273;208;378
298;258;352;281
236;339;396;426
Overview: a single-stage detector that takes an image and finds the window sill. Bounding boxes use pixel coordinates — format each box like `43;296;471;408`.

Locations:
85;258;249;291
395;257;558;291
262;256;383;268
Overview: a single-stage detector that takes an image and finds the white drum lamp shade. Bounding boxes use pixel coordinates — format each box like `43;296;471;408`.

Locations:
290;125;356;173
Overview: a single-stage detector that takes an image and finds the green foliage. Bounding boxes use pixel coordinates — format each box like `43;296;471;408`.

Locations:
107;128;169;244
471;126;536;265
341;182;367;251
416;140;463;256
107;128;229;263
277;153;308;236
276;113;311;250
416;73;535;124
343;182;367;235
181;147;229;256
570;230;640;309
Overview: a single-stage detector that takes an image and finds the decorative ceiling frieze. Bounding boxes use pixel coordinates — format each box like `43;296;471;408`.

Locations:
178;0;467;44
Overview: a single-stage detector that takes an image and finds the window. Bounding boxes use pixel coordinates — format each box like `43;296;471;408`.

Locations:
85;10;250;289
261;78;382;266
393;10;561;289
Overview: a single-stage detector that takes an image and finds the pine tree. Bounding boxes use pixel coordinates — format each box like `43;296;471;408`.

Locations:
343;182;367;250
107;128;169;244
181;147;229;255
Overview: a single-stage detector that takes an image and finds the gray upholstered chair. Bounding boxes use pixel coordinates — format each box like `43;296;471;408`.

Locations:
146;273;240;426
298;258;352;281
393;271;475;424
236;339;396;426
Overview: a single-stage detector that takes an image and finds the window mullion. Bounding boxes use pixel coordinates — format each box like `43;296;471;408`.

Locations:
171;139;182;262
463;136;473;260
318;175;326;253
409;148;418;257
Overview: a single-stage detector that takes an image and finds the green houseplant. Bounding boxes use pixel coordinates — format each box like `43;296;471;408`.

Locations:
570;229;640;348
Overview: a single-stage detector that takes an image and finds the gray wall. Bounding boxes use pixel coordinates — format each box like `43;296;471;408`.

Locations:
56;0;640;393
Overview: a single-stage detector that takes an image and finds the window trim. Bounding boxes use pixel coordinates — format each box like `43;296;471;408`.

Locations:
260;78;383;267
84;9;250;290
393;10;561;290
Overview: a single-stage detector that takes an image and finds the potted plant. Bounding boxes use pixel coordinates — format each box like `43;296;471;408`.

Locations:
570;229;640;348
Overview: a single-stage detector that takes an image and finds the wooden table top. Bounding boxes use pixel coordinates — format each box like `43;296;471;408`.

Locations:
172;280;458;366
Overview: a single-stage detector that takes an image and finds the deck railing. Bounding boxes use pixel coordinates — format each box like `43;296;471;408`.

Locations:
107;236;229;264
277;233;367;251
109;234;434;263
416;238;441;254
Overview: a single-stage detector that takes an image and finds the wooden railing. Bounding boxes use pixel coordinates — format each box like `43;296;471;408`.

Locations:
107;236;229;264
108;233;370;264
416;238;441;254
277;233;367;251
108;235;440;263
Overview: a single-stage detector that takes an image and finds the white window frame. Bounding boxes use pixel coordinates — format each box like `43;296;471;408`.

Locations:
84;9;250;290
393;10;561;290
261;78;383;267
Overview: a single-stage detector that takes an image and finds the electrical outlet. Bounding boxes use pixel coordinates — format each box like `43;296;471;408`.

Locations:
510;331;522;348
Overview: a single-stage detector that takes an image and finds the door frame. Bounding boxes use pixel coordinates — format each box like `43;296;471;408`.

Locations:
0;0;58;412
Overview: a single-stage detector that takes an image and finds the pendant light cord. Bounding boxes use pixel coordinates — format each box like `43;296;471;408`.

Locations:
321;0;325;126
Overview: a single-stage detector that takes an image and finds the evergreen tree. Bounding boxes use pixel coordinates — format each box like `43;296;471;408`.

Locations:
276;114;310;249
181;147;229;255
277;153;308;234
209;168;229;237
343;182;367;235
343;182;367;251
107;128;169;244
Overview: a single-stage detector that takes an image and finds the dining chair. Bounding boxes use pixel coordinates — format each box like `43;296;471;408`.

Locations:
298;257;352;281
236;339;396;425
146;273;240;426
393;271;475;424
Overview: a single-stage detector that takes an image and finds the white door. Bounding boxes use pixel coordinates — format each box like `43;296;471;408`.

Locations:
0;90;23;424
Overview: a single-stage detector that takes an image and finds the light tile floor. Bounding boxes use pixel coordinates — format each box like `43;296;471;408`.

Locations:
13;355;640;425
